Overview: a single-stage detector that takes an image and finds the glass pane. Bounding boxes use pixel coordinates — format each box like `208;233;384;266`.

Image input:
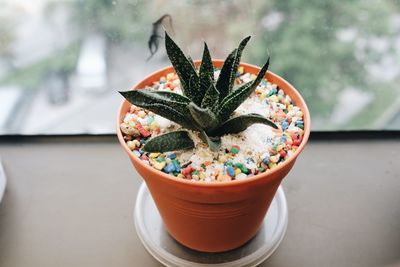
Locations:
0;0;399;134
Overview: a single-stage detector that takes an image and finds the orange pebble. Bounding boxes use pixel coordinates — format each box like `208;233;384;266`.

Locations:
204;160;212;166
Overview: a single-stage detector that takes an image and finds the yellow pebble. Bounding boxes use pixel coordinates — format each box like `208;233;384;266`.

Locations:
133;140;141;147
288;105;293;111
166;72;175;80
149;121;158;130
268;162;277;169
153;161;166;170
269;95;278;102
270;155;279;163
177;174;185;179
192;175;199;181
276;144;284;152
127;141;137;150
199;173;206;180
235;168;241;175
218;155;227;163
259;92;266;100
238;66;244;74
149;153;160;158
296;111;304;118
218;174;231;182
138;110;146;118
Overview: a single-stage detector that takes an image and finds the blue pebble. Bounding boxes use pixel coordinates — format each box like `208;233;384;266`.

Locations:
226;166;235;177
172;160;181;172
262;157;270;165
281;121;289;130
295;120;304;127
280;136;287;142
163;162;176;173
174;164;181;172
138;149;144;155
140;139;146;144
168;153;176;159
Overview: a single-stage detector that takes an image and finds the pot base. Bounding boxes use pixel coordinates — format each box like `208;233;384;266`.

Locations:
134;182;288;267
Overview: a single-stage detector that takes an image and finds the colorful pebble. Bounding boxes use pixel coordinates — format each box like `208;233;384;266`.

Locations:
226;166;235;177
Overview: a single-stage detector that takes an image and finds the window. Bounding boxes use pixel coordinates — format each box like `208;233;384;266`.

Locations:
1;0;399;134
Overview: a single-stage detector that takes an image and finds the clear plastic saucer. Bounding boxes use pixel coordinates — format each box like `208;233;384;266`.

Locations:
134;182;288;267
0;159;6;203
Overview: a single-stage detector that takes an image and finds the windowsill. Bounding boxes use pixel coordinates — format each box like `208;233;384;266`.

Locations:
0;135;399;266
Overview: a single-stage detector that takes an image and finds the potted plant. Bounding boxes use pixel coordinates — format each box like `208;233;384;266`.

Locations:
117;32;310;252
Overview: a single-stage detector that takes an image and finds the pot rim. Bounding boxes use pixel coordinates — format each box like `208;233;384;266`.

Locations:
117;60;311;188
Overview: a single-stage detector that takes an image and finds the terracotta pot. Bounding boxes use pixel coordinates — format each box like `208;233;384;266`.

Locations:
117;60;310;252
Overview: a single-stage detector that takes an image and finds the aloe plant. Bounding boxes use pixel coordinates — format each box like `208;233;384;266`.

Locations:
120;32;277;152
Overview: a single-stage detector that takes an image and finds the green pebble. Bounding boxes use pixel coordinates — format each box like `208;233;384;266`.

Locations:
171;159;180;165
257;167;266;172
192;170;199;175
298;125;304;130
235;163;248;174
225;161;234;166
156;156;165;163
230;147;240;154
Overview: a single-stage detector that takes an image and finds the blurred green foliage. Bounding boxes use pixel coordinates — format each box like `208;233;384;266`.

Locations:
69;0;149;42
248;0;399;117
0;44;79;88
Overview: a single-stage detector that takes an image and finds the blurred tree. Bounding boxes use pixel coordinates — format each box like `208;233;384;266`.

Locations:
0;16;15;69
68;0;148;43
247;0;398;118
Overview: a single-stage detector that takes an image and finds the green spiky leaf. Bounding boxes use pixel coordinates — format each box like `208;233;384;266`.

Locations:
119;90;196;129
187;102;218;130
187;56;195;69
201;78;220;110
199;42;214;92
142;103;196;130
231;36;251;82
215;36;251;101
119;89;190;116
143;131;194;152
165;32;202;105
217;57;270;121
215;48;236;101
210;113;277;136
199;130;221;152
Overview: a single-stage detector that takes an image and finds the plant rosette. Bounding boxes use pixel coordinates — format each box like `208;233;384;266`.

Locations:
117;33;310;252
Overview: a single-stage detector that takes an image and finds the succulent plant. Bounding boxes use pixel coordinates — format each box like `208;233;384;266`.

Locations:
120;32;277;152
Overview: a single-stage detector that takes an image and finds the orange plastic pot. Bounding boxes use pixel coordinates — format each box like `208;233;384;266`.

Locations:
117;60;310;252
